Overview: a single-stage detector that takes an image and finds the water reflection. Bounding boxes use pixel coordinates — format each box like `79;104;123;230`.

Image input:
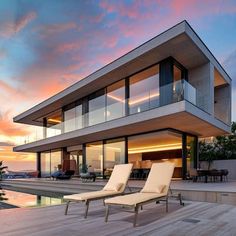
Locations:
2;189;63;208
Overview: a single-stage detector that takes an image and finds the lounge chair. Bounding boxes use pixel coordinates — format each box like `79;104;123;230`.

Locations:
63;163;133;218
80;172;96;182
104;162;175;227
56;170;75;180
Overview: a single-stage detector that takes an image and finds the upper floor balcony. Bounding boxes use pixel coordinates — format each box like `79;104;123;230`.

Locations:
18;79;206;145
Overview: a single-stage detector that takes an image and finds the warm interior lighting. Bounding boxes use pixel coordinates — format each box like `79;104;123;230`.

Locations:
48;118;61;124
129;92;159;106
107;94;125;103
128;143;182;154
107;92;160;107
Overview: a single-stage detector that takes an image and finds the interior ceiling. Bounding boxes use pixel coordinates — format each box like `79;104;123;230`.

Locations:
128;131;182;149
214;68;227;87
15;33;209;126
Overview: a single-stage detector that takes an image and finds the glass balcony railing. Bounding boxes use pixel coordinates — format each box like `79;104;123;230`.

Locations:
19;80;198;145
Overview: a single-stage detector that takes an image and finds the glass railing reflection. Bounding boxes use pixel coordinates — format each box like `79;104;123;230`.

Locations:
20;80;197;145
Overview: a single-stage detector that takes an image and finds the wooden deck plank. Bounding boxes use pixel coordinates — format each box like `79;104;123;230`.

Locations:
1;200;236;236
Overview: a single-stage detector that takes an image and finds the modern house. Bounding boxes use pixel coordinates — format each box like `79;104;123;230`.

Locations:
13;21;231;179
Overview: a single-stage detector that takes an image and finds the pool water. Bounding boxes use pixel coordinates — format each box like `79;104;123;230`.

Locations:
0;189;64;208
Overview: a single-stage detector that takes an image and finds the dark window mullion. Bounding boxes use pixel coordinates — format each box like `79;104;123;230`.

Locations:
125;77;130;116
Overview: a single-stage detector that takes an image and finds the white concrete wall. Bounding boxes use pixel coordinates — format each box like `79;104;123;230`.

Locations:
200;160;236;180
214;84;231;125
189;62;214;115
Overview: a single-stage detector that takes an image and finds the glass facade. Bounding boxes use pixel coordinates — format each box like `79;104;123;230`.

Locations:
106;80;126;121
86;141;103;176
24;58;196;146
88;90;106;126
39;129;197;179
129;65;160;114
64;103;83;132
41;150;62;177
46;111;62;138
41;151;51;177
128;130;183;178
64;106;76;132
104;138;125;170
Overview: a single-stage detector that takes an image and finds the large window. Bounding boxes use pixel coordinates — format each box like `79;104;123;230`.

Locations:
106;80;125;121
41;150;62;177
128;130;183;178
46;110;62;138
41;152;51;177
64;106;76;132
88;90;106;126
129;65;159;114
104;138;125;171
86;141;103;176
64;103;83;132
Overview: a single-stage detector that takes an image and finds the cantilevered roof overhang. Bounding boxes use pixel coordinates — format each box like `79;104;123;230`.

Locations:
14;101;230;152
13;20;231;126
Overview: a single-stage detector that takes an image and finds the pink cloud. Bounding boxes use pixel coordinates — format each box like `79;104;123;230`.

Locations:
37;22;77;38
15;11;37;33
170;0;236;17
0;80;27;101
0;11;36;38
0;111;30;137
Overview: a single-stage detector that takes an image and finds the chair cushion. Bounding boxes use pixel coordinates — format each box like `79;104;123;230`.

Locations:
103;182;123;192
141;183;166;193
64;190;119;201
105;192;165;206
103;163;133;193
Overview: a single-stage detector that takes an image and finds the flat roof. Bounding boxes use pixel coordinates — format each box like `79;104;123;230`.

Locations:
13;20;231;126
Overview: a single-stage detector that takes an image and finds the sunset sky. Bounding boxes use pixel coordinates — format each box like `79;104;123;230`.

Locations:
0;0;236;171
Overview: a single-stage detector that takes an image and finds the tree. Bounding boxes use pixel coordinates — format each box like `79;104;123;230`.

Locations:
0;161;8;180
199;141;218;170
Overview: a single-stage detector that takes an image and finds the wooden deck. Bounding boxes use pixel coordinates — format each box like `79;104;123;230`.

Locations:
1;200;236;236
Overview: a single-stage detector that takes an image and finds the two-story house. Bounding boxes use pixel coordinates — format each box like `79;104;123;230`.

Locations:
13;21;231;179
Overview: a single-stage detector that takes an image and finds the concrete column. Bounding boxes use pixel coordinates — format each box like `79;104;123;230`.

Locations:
189;62;214;115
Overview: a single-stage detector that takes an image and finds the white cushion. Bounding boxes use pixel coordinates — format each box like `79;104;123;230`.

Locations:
141;184;166;193
105;192;165;206
103;163;133;193
141;162;175;195
103;182;123;192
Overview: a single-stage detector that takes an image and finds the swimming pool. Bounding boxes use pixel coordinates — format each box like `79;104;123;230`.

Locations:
0;188;64;208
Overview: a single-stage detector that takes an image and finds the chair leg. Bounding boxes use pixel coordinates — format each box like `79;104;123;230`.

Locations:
134;205;139;227
65;201;70;215
178;193;184;206
84;201;90;219
166;197;169;212
105;205;109;222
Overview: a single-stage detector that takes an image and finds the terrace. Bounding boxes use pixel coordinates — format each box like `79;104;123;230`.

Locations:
1;179;236;235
